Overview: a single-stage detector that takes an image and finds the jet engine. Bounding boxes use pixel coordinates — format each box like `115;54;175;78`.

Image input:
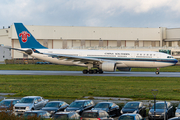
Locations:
99;62;116;72
117;67;131;71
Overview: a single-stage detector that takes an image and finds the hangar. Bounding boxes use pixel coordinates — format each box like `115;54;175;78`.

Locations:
0;24;180;62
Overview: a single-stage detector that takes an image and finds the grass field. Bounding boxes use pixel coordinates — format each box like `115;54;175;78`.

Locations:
0;64;180;72
0;64;180;100
1;75;180;100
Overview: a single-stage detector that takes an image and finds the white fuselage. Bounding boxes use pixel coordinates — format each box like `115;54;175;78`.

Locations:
24;49;177;68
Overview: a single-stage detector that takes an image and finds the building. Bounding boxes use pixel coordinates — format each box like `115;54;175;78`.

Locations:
0;24;180;62
0;45;11;63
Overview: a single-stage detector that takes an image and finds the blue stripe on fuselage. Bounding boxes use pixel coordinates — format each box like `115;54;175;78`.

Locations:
86;57;178;64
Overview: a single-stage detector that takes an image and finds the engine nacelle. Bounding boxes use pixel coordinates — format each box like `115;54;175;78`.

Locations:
117;67;131;71
99;62;116;72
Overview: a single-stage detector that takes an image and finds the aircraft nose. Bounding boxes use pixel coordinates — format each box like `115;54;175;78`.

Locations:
174;59;178;64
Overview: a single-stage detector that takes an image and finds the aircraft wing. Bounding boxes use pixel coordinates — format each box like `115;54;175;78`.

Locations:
4;47;32;55
33;49;122;64
3;46;26;52
6;47;122;64
39;52;107;64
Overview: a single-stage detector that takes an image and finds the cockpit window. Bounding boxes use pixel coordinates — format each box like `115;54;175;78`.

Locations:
167;56;173;58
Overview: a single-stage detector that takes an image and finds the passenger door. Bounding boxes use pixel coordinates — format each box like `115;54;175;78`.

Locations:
167;103;173;118
60;102;69;111
12;100;19;107
58;102;63;111
83;101;89;110
138;102;145;117
38;97;44;109
109;103;114;116
34;98;39;109
111;103;120;116
88;100;95;109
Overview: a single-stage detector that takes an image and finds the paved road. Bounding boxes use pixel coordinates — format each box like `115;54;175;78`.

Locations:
0;70;180;77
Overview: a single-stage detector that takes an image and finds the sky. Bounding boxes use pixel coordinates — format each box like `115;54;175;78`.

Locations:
0;0;180;28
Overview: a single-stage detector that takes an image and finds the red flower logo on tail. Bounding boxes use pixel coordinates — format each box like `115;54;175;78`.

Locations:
19;31;30;43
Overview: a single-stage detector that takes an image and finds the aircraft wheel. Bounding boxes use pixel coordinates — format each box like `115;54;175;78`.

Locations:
89;70;94;74
83;70;88;74
155;71;159;75
99;70;103;74
93;69;98;74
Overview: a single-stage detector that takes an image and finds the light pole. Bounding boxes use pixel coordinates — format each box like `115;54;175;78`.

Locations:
151;89;158;120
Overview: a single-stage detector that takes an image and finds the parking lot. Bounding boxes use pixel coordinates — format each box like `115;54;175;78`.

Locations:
0;94;179;120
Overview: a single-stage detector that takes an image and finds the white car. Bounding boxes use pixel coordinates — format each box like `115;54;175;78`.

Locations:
14;96;49;115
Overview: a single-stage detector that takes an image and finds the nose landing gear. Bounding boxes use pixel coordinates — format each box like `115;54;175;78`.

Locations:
155;68;160;75
155;71;159;75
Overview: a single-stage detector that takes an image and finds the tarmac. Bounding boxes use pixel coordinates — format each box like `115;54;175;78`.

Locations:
0;70;180;77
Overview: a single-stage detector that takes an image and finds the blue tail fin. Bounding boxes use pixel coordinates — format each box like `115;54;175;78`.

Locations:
14;23;47;49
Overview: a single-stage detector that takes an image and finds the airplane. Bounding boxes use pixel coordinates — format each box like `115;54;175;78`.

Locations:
9;23;178;75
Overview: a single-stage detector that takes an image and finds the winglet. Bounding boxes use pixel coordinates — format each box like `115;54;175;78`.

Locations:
14;23;47;49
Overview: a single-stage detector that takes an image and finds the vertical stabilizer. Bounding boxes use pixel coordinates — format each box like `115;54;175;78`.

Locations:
14;23;47;49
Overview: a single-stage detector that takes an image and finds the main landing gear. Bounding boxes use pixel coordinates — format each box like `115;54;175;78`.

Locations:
82;69;103;74
155;68;160;75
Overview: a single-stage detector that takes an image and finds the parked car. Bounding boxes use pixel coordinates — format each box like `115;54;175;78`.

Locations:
148;101;174;120
81;110;114;120
14;96;49;115
175;103;180;117
65;100;95;115
0;99;19;111
52;112;80;120
118;113;143;120
92;102;120;117
168;116;180;120
23;110;51;119
41;101;69;115
121;101;146;117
